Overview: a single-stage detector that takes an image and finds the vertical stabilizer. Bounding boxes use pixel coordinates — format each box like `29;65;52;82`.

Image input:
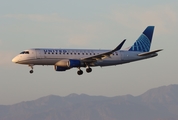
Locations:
129;26;154;52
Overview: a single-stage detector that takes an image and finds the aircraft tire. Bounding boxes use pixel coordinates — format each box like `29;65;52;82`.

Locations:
30;70;34;74
77;70;83;75
86;68;92;73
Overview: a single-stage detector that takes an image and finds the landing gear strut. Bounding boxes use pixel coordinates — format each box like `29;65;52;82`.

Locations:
29;65;34;74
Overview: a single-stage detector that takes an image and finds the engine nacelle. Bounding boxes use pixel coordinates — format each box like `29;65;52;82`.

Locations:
54;66;69;71
55;59;82;68
55;59;69;67
68;59;81;67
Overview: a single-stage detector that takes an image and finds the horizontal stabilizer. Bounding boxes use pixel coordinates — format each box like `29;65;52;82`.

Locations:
138;49;163;56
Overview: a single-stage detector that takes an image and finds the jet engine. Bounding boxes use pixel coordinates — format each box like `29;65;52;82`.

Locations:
54;66;70;71
54;59;82;71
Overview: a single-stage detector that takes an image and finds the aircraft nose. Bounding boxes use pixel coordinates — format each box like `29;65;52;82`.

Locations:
12;56;18;63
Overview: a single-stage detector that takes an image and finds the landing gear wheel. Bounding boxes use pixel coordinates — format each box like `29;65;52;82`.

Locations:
86;68;92;73
29;70;34;74
77;70;83;75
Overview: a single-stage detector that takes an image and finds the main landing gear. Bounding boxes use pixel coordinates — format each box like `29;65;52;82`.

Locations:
30;70;34;74
86;67;92;73
29;65;34;74
77;67;92;75
77;69;83;75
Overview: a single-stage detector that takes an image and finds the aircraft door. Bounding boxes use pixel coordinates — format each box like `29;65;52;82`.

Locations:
28;50;36;59
36;50;44;59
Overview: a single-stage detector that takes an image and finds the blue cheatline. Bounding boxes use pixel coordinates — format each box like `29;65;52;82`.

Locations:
129;26;154;52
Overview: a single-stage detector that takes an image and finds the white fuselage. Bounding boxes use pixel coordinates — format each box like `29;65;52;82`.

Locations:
11;26;161;75
12;48;157;67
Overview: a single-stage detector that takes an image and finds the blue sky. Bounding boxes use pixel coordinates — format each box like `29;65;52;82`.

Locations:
0;0;178;105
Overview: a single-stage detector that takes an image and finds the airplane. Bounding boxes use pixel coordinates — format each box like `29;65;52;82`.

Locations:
12;26;162;75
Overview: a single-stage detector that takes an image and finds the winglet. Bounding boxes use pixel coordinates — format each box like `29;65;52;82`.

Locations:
113;39;126;52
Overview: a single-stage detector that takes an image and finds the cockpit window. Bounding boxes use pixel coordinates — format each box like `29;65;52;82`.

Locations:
25;51;29;54
20;51;29;54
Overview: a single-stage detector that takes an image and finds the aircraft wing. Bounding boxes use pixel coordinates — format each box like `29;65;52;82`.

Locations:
81;39;126;62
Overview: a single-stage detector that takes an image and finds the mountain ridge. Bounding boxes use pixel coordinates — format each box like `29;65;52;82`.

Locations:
0;84;178;120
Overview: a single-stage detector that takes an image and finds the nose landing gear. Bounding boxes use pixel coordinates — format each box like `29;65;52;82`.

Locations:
29;65;34;74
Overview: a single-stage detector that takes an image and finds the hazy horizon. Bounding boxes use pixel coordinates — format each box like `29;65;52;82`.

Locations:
0;0;178;105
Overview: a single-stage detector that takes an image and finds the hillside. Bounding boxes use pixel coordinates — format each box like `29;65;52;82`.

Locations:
0;84;178;120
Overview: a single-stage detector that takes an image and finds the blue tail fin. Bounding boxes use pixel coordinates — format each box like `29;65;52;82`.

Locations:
129;26;154;52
